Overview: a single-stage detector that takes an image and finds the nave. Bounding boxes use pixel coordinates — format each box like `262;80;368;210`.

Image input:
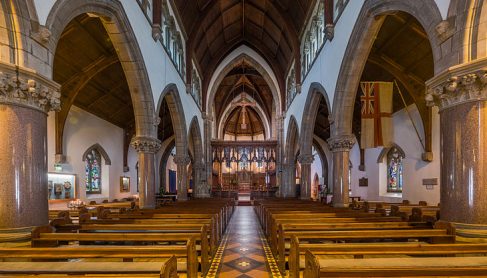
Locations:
1;197;487;277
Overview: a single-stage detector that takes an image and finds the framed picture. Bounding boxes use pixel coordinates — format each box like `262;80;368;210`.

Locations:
120;176;130;192
48;173;77;201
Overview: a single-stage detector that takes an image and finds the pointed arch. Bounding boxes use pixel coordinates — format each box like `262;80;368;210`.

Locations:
206;46;282;114
300;82;331;157
82;143;111;165
157;83;188;157
331;0;443;137
159;138;176;191
46;0;156;139
285;115;300;164
188;116;204;166
377;143;407;163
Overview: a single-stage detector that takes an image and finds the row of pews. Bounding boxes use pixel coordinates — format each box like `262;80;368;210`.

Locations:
255;199;487;277
0;198;235;278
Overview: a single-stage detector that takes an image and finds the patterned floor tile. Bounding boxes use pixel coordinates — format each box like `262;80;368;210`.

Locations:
206;206;282;278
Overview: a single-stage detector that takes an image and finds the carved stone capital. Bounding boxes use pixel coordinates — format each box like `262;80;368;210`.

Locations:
0;62;60;113
151;24;162;42
173;155;191;166
426;59;487;110
130;136;161;153
435;19;454;43
325;24;335;41
327;135;355;152
298;154;314;165
31;25;52;46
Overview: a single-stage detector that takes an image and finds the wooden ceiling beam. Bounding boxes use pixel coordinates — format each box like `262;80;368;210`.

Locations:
55;54;119;155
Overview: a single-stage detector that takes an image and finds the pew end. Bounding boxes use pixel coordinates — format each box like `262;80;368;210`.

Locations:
161;255;179;278
304;250;320;278
31;225;57;247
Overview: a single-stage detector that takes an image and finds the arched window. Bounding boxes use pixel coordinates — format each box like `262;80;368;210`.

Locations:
387;146;404;193
85;149;102;194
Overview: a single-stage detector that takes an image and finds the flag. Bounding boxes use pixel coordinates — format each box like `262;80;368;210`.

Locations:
360;82;393;149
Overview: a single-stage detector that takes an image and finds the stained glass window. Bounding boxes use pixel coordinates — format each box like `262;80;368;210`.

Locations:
85;149;102;194
387;146;404;193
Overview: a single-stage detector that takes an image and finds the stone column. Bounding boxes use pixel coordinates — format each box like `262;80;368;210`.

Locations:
174;155;191;201
328;135;355;208
281;163;297;198
131;136;161;209
202;113;213;191
426;63;487;224
0;63;61;228
193;161;210;198
276;113;285;197
298;154;314;200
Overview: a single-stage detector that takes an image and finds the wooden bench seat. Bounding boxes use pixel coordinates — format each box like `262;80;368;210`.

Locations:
290;239;487;277
31;231;199;277
277;228;455;273
304;253;487;277
0;259;177;277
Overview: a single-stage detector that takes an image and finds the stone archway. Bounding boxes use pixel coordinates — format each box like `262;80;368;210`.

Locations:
46;0;156;140
331;0;443;138
299;83;331;199
300;82;331;156
157;84;189;200
159;138;175;193
283;115;299;198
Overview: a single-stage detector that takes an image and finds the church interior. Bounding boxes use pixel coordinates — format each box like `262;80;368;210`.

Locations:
1;0;487;277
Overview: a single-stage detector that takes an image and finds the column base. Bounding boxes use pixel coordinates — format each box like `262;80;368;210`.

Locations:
333;203;349;208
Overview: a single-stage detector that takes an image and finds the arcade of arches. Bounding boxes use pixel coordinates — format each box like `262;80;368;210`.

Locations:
1;0;487;276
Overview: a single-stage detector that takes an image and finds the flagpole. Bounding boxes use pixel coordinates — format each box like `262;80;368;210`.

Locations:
393;79;425;151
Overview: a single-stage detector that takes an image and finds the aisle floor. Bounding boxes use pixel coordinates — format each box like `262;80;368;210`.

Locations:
207;206;281;278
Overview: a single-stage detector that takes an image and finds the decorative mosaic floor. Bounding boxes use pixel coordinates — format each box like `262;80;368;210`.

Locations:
207;206;282;278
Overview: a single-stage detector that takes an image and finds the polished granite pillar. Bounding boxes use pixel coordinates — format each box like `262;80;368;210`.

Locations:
298;154;314;199
131;136;161;209
426;64;487;224
174;155;191;201
0;63;61;228
328;136;355;208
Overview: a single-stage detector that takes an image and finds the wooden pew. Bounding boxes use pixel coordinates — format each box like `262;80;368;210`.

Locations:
290;238;487;277
0;258;177;277
31;227;199;278
277;226;455;273
268;216;404;254
304;252;487;277
77;223;210;273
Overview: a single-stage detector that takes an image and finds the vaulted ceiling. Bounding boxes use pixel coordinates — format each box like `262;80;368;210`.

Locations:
173;0;315;95
214;61;273;126
224;106;265;136
54;14;134;129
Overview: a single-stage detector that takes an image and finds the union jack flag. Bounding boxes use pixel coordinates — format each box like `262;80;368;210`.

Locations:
360;82;376;116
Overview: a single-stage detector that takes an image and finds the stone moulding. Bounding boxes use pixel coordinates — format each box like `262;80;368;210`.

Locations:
426;57;487;111
0;62;60;113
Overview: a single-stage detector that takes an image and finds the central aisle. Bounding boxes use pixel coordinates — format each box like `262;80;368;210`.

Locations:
207;206;281;278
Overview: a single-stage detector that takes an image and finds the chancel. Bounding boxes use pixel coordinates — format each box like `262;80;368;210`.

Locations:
1;0;487;277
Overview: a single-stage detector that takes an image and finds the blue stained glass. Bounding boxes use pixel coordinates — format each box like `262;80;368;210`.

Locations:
387;147;403;193
86;149;102;194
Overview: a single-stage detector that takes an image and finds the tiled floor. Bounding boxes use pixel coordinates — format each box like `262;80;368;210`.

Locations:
207;206;282;278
